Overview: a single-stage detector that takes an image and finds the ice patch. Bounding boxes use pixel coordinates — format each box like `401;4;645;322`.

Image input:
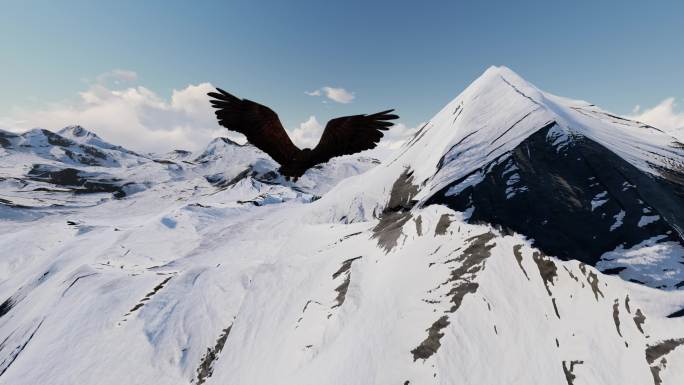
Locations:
598;236;684;289
638;215;660;227
591;191;608;211
610;210;625;232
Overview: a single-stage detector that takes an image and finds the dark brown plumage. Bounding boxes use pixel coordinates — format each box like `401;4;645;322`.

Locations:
208;88;398;179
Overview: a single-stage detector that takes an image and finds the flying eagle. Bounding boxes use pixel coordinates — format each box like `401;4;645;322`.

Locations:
208;88;398;179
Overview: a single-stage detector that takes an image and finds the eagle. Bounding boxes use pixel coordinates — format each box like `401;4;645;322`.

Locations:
207;88;398;179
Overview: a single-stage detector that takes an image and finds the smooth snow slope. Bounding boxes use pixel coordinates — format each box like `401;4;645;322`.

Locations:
1;67;684;385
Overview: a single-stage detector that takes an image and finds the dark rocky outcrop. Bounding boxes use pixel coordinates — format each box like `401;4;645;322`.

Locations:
27;164;130;197
372;168;419;252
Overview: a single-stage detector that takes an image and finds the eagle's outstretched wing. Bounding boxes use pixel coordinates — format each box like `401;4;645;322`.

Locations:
311;110;398;165
207;88;300;165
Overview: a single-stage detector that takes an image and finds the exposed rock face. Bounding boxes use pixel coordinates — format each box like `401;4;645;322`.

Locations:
372;168;419;252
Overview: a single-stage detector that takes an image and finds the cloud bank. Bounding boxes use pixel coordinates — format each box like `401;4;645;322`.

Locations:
289;115;323;148
628;97;684;140
286;115;421;160
0;74;233;153
0;70;414;156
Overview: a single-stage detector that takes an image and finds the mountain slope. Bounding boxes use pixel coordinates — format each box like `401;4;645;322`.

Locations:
1;67;684;385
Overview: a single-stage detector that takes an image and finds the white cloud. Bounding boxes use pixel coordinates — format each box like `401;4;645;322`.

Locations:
305;86;355;104
290;115;323;148
628;97;684;140
381;122;424;149
1;78;232;153
321;86;355;104
358;121;425;161
286;115;422;161
95;69;139;85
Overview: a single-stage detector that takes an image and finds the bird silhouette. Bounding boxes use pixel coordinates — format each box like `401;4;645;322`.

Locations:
208;88;398;180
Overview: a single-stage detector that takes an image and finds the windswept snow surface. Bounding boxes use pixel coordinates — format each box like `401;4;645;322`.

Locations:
2;67;684;385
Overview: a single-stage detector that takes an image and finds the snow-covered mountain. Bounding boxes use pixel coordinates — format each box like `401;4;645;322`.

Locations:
1;66;683;385
667;127;684;142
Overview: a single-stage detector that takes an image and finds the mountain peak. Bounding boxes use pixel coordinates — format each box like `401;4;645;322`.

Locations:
194;136;262;166
402;66;681;200
58;125;100;139
57;125;106;144
481;64;525;79
55;125;128;154
209;137;241;146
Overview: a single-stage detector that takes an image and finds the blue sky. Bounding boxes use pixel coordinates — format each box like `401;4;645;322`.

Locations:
1;0;683;151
